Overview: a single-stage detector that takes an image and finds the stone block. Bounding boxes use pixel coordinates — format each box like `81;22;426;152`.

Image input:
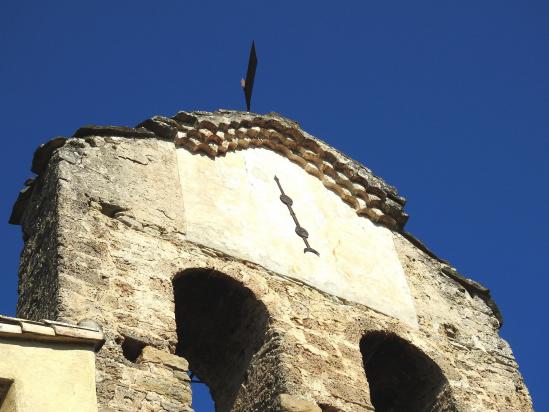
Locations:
277;394;322;412
137;345;189;372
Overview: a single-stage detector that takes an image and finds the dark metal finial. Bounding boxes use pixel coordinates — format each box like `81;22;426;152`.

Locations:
241;41;258;112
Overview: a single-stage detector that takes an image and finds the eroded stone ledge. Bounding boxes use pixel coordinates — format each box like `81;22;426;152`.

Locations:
73;125;157;140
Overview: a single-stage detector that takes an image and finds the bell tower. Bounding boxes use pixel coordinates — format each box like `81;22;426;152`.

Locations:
11;110;532;411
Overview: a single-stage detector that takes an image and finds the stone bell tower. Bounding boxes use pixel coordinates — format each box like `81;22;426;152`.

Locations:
11;110;532;411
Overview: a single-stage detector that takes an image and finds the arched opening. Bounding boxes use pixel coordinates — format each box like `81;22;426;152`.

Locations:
173;268;270;412
360;332;456;412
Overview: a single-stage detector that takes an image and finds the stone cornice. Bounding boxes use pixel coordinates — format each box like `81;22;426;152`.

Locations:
138;110;409;230
14;110;409;231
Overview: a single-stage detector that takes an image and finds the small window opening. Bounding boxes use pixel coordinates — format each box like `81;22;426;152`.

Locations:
121;336;147;363
0;378;16;412
360;332;456;412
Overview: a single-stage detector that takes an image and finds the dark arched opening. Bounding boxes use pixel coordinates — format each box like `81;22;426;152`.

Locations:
173;268;270;412
360;332;456;412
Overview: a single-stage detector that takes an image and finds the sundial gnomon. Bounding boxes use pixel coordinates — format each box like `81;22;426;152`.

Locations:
274;176;319;256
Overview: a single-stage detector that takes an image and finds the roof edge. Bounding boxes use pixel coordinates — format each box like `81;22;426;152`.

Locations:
11;109;409;231
402;232;503;327
0;315;105;351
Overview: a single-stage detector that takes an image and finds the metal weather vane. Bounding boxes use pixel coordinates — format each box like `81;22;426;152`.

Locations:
241;41;258;112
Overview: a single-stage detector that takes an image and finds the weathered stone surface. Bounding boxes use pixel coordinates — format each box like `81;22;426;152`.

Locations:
404;231;503;326
9;185;33;225
31;136;66;175
277;394;322;412
73;125;157;139
16;159;62;320
12;110;532;412
138;345;189;371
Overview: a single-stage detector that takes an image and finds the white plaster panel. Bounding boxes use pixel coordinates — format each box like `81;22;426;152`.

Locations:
176;148;417;327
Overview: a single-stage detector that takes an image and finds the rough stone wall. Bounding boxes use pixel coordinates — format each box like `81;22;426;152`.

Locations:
394;235;530;411
15;158;61;320
17;136;193;411
12;111;532;412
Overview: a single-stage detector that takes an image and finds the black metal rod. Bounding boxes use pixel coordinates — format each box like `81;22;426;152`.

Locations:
274;176;319;256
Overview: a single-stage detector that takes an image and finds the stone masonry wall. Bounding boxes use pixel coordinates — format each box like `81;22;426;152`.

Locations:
12;111;532;411
15;157;62;321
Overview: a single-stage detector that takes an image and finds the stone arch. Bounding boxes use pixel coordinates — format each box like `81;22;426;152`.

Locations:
172;268;271;412
360;331;456;412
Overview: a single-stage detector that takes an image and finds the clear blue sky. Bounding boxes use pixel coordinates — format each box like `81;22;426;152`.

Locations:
1;1;547;411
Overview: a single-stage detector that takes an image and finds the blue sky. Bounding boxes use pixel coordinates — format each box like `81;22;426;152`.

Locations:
1;1;547;410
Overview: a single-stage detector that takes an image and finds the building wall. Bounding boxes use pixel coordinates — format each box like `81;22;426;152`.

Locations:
0;339;97;412
14;113;532;411
177;147;417;327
